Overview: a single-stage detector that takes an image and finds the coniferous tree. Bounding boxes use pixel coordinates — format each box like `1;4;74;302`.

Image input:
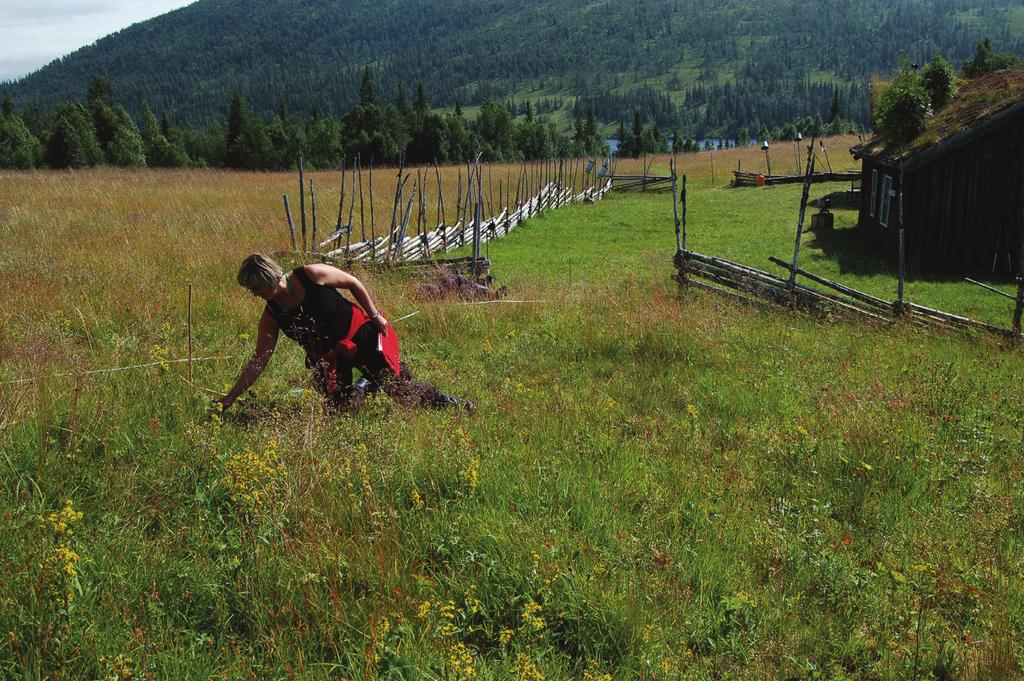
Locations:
342;68;398;163
46;100;103;168
413;82;429;124
86;76;145;166
407;112;448;164
584;109;600;155
224;91;273;169
445;105;474;162
962;38;1023;79
266;102;306;168
140;100;188;167
0;103;42;169
475;100;513;160
304;113;341;169
828;89;843;123
630;109;644;157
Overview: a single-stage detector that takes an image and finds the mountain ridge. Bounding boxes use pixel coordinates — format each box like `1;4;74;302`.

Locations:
6;0;1024;136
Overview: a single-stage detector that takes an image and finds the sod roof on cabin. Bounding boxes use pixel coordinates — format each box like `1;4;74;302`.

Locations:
852;69;1024;167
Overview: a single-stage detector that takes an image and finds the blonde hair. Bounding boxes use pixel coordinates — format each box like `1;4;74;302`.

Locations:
237;253;284;289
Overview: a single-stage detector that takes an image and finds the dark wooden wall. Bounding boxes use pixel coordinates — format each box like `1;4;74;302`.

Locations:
856;116;1024;275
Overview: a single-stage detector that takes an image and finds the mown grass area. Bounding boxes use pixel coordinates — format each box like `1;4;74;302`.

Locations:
2;148;1023;679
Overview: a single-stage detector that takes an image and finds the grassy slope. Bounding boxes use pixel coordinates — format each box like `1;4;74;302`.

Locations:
2;151;1023;679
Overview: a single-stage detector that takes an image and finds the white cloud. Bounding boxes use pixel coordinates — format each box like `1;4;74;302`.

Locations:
1;1;195;81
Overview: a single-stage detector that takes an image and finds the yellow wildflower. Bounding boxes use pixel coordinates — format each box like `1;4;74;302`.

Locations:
465;584;482;615
151;344;170;371
521;601;545;631
40;499;83;602
411;488;425;510
448;641;476;680
499;628;516;646
462;456;480;493
513;652;543;681
222;439;286;515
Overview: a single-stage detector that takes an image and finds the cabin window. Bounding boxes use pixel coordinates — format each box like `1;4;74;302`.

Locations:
869;169;878;217
879;175;893;228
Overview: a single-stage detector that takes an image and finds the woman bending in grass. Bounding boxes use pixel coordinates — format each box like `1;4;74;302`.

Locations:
216;253;471;413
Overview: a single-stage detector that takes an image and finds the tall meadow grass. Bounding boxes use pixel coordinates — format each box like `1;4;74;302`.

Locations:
1;139;1022;679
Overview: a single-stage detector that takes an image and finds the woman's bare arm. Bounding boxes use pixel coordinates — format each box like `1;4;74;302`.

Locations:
217;310;279;412
303;263;388;334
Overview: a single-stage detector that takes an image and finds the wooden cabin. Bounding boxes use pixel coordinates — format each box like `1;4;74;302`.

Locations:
850;70;1024;274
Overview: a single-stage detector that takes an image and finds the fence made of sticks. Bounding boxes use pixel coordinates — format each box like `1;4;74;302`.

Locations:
281;155;613;274
672;139;1024;341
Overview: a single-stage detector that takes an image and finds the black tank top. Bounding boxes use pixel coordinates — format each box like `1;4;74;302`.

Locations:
265;267;354;355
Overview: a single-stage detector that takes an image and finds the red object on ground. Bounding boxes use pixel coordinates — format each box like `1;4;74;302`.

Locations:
756;174;766;187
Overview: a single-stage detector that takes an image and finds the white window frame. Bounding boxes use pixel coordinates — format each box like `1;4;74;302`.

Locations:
879;175;893;228
869;169;878;217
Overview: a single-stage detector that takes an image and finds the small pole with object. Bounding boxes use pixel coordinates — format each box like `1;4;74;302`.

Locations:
793;131;803;175
187;284;194;386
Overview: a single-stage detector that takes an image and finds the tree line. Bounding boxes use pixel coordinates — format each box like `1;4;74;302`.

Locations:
3;37;1016;171
0;70;612;170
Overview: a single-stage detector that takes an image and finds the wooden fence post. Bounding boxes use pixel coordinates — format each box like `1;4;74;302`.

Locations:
335;156;346;248
681;174;688;252
298;155;307;254
434;159;446;227
283;195;296;251
346;161;357;258
473;154;483;279
672;159;682;255
309;179;318;254
788;141;817;292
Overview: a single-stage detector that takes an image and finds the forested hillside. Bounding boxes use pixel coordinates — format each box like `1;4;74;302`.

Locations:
6;0;1024;137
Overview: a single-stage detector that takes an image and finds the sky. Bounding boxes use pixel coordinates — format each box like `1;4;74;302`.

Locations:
0;1;196;82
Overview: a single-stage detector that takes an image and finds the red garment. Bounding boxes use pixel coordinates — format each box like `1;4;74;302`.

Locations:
307;308;400;393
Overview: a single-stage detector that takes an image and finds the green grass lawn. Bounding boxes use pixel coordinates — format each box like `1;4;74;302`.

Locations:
2;175;1023;680
473;181;1019;328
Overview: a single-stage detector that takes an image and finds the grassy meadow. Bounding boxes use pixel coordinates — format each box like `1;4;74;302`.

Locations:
2;139;1024;679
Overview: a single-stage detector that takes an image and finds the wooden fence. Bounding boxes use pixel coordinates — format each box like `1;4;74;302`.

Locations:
283;156;612;273
673;139;1024;340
